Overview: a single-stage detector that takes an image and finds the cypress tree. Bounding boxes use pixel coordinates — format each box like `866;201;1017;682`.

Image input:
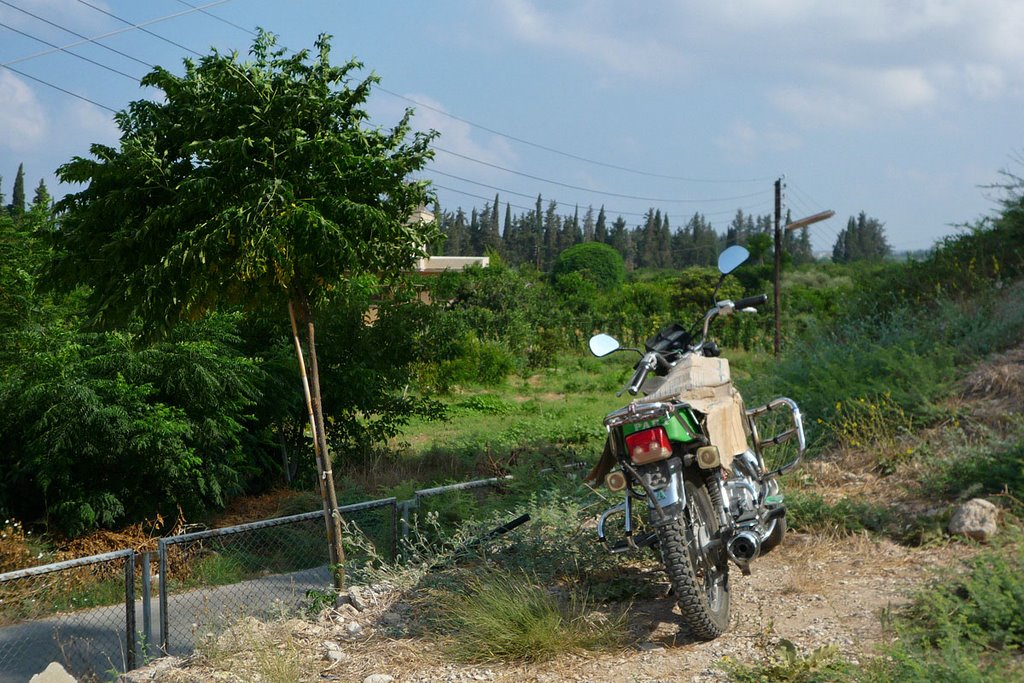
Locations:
595;205;607;243
10;163;25;219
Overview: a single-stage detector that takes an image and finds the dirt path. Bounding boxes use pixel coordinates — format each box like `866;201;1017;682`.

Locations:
132;529;963;683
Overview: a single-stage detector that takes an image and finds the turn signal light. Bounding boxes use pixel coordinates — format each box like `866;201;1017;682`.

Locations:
625;426;673;464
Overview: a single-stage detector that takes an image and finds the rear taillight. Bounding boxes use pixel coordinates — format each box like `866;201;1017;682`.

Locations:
624;426;673;464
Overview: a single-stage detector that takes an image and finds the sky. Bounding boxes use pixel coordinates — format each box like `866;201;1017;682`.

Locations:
1;0;1022;255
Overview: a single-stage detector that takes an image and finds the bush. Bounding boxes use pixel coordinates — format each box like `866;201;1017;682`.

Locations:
427;568;625;663
550;242;625;292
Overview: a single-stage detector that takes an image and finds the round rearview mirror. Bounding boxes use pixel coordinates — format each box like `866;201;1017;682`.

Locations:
717;245;750;275
588;333;620;357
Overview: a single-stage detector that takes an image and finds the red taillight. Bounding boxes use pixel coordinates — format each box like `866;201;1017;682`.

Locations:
624;426;673;464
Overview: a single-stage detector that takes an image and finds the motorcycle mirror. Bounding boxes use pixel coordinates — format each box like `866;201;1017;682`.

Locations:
588;333;621;357
717;245;750;275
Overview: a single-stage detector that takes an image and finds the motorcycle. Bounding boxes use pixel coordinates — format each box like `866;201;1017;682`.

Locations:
584;244;806;640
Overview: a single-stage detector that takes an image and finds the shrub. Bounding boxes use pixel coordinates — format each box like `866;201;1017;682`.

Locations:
427;569;625;663
550;242;625;292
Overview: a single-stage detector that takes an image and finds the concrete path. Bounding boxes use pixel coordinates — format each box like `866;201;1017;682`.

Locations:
0;565;331;683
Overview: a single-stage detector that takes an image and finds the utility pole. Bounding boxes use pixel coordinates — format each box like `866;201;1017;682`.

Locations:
773;177;834;356
773;179;783;356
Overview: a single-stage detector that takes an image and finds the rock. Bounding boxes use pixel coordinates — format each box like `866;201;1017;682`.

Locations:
118;657;184;681
345;621;364;637
363;675;394;683
29;663;76;683
949;498;999;541
348;585;369;611
323;640;349;664
381;611;403;627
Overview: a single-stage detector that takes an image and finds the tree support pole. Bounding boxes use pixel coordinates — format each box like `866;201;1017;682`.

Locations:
289;300;345;589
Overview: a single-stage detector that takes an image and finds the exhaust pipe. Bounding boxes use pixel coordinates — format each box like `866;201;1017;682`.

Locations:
727;530;761;565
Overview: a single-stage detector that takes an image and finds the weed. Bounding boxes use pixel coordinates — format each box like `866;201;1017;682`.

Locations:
785;490;891;536
426;568;627;663
858;543;1024;682
721;640;850;683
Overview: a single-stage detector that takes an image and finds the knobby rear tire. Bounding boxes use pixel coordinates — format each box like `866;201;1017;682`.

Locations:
656;471;731;640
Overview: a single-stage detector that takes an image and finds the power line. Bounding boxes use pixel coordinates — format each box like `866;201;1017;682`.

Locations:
0;0;153;69
434;146;773;205
0;62;116;112
379;86;772;185
0;20;142;81
426;169;771;220
76;0;205;58
173;0;253;37
166;4;773;191
0;0;233;68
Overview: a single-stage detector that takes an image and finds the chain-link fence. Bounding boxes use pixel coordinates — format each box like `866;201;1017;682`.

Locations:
0;477;531;680
0;550;135;683
156;498;397;656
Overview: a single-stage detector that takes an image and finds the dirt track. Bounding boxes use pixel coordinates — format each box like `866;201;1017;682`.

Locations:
130;529;963;683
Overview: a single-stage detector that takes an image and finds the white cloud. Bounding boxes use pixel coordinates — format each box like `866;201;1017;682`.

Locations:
771;65;940;128
493;0;688;82
0;72;47;151
715;120;802;159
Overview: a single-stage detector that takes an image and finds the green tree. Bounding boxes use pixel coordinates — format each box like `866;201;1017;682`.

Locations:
10;163;25;219
832;212;891;263
551;242;626;292
51;32;437;582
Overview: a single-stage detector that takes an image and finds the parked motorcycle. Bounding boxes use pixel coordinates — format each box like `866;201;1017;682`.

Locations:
585;245;805;640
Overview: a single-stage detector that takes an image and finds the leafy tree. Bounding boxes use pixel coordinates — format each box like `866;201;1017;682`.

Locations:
50;32;437;581
550;242;626;291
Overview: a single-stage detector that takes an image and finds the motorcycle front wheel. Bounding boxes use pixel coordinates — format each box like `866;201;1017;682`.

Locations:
656;471;731;640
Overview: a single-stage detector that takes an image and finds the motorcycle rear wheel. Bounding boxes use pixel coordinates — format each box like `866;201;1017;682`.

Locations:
656;471;731;640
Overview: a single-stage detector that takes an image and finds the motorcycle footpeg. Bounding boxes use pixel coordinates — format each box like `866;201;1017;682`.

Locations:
607;531;659;554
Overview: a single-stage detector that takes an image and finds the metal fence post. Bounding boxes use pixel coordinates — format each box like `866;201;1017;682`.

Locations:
124;550;136;671
158;539;169;654
390;499;399;561
142;552;153;657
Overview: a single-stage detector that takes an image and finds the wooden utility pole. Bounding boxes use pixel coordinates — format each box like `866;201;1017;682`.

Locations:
773;178;783;356
773;178;835;356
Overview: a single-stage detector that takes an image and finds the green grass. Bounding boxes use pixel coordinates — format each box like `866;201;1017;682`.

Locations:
427;568;627;663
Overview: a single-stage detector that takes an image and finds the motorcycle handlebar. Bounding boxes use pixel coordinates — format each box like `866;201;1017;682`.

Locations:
627;353;658;395
734;293;768;309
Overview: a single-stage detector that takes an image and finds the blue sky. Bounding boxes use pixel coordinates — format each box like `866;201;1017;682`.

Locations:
1;1;1021;255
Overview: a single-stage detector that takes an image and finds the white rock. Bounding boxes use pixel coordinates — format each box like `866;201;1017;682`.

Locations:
949;498;999;541
363;675;394;683
29;663;76;683
345;621;364;636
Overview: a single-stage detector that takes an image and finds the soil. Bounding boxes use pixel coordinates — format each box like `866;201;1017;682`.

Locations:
130;531;967;683
113;344;1024;682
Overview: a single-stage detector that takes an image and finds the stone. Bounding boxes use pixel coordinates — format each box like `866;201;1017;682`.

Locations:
345;621;364;636
29;663;76;683
118;657;184;682
381;611;403;627
348;585;369;612
323;641;349;664
949;498;999;541
363;675;394;683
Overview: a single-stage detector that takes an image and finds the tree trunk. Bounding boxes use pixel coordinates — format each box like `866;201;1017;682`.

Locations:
289;297;346;589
